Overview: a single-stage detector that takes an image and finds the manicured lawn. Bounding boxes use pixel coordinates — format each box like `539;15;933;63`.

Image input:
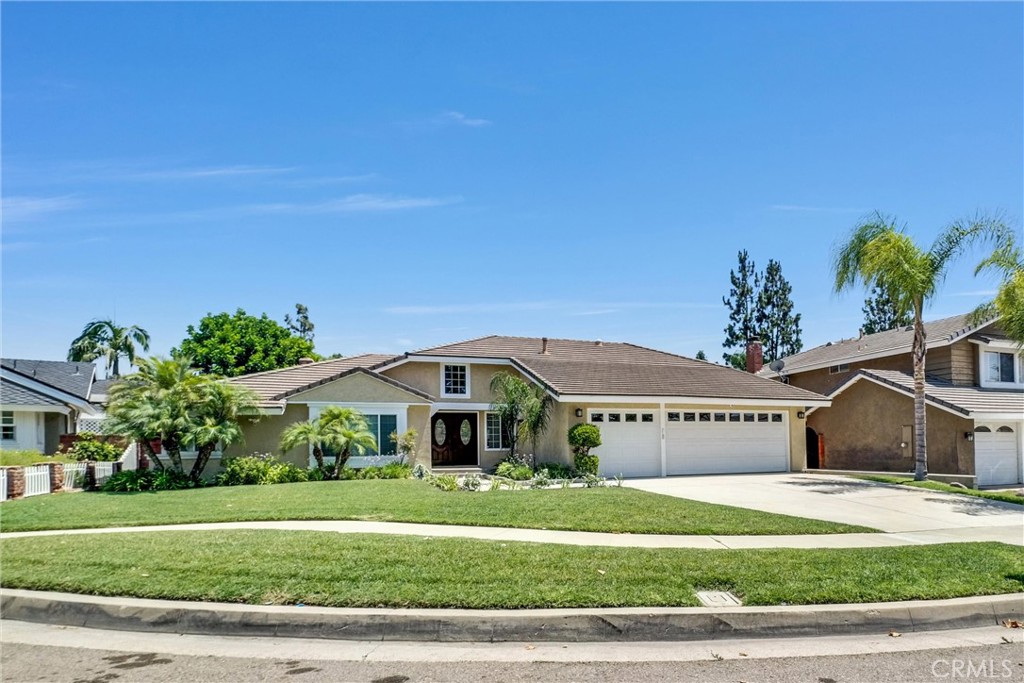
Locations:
855;475;1024;506
0;480;873;535
1;531;1020;608
0;450;75;467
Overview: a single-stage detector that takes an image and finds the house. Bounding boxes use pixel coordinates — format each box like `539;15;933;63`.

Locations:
0;359;102;454
226;335;830;478
760;314;1024;486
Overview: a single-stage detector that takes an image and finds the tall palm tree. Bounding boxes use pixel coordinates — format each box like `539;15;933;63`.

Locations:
187;382;256;482
320;407;377;479
970;236;1024;347
68;319;151;378
833;212;1010;480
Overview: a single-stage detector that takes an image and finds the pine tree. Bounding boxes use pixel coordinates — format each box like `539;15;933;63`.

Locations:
757;259;803;362
284;303;315;343
695;350;707;361
861;284;911;335
722;250;761;364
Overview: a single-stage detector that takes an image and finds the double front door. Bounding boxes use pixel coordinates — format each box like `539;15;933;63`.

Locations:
431;412;477;466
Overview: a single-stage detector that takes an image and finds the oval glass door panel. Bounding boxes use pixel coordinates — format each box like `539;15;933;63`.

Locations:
434;420;447;445
460;419;472;445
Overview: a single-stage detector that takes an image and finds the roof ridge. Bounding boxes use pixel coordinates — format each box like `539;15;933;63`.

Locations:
409;334;499;354
227;353;389;380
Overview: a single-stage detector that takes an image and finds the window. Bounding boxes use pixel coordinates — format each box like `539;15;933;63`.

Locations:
975;426;992;433
683;412;696;422
771;413;783;423
997;426;1015;433
757;413;769;423
624;413;637;422
985;352;1016;383
743;413;755;422
608;413;621;423
667;412;680;422
641;413;654;422
442;364;469;397
714;413;726;422
486;413;511;450
591;413;604;423
729;413;741;422
699;412;711;422
360;414;399;455
1;411;14;440
828;364;850;375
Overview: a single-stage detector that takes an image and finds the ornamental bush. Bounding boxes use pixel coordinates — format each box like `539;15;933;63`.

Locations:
568;423;601;475
495;462;533;481
101;469;197;492
216;453;308;486
64;433;122;462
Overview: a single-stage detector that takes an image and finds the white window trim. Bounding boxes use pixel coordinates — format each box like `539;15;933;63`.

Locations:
484;412;509;451
440;363;471;399
1;410;15;441
306;403;408;468
978;347;1024;389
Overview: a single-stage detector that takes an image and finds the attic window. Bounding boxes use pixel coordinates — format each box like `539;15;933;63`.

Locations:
828;363;850;375
442;364;469;397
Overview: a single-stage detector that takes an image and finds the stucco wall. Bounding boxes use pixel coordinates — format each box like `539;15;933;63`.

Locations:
807;379;973;474
288;371;428;404
382;362;529;403
790;353;913;395
225;404;311;467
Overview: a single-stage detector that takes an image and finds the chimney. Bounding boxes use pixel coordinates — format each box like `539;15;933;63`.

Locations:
745;339;763;374
541;337;550;354
595;339;603;347
297;357;315;365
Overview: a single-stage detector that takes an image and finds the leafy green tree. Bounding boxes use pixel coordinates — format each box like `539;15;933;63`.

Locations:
489;372;552;457
969;235;1024;347
174;309;317;377
756;259;802;362
695;350;707;361
833;211;1009;481
861;283;912;335
722;250;761;365
284;303;315;343
68;319;150;378
724;351;747;371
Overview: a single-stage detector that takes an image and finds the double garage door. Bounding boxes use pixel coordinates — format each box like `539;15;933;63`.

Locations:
589;409;789;478
975;422;1022;486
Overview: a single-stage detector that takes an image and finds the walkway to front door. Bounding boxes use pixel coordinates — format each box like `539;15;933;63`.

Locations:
431;412;477;466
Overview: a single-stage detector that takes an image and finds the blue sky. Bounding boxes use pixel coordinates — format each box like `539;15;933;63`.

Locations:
3;3;1021;367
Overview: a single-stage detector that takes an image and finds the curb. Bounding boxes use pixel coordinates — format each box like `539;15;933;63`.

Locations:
2;589;1021;643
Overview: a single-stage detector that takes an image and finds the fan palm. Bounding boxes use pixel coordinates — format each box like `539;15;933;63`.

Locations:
186;382;256;481
969;237;1024;347
319;407;378;479
832;212;1011;480
280;419;337;475
489;371;553;459
68;319;151;378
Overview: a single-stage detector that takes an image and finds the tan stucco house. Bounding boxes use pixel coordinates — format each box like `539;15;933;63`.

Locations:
760;314;1024;487
226;336;829;478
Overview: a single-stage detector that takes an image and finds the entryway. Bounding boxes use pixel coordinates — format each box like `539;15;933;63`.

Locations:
431;412;478;467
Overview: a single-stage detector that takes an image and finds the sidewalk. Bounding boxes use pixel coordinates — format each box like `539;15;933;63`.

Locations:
2;518;1021;548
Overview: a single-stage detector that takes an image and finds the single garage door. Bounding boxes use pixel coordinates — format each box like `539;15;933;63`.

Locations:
666;410;789;475
589;409;661;478
975;423;1022;486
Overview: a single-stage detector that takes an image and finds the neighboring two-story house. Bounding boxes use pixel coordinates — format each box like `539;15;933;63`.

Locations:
227;335;830;478
760;314;1024;487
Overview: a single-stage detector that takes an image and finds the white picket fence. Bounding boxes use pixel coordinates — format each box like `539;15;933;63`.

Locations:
120;442;138;471
93;462;118;487
62;462;89;490
24;465;51;497
0;469;7;501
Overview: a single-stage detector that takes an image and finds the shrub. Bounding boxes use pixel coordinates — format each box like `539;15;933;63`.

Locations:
64;433;122;462
216;453;308;486
495;462;533;481
432;474;459;492
359;466;383;480
530;468;551;489
306;467;327;481
412;463;429;480
461;473;482;491
337;467;359;480
568;424;601;475
101;469;197;492
379;462;412;480
501;452;535;469
581;472;606;488
537;462;574;479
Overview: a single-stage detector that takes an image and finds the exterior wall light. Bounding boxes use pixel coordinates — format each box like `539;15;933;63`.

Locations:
965;432;974;442
797;411;806;419
575;408;584;418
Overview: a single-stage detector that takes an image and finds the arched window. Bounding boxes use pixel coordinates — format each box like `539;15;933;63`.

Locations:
996;426;1015;433
975;426;992;432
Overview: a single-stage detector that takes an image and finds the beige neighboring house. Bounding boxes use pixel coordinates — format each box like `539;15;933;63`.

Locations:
226;336;829;478
760;313;1024;487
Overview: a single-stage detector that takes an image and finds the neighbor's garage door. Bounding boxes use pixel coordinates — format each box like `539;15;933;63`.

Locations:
589;409;661;478
666;410;789;475
975;423;1022;486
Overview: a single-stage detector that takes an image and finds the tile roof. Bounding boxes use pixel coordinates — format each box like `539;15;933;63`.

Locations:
0;381;66;408
838;369;1024;417
410;335;703;366
512;356;829;402
226;354;430;405
761;313;995;376
1;358;95;400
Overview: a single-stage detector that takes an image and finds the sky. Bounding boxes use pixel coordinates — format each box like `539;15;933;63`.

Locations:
2;2;1022;370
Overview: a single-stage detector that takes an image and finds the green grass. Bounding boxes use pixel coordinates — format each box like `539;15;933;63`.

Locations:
855;475;1024;506
0;450;75;467
0;480;873;535
1;531;1019;608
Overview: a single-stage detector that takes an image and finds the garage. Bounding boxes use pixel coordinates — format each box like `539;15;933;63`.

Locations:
666;409;789;475
589;409;661;478
974;423;1022;486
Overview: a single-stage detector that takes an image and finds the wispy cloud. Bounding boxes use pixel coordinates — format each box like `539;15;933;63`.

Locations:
768;204;868;213
2;195;82;222
384;301;716;315
570;309;619;316
439;111;492;127
278;173;381;188
127;165;296;180
246;194;461;215
1;236;106;253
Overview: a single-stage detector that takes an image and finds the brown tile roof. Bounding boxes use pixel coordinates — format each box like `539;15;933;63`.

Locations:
512;356;829;403
410;335;703;366
227;354;430;406
761;313;996;377
835;369;1024;416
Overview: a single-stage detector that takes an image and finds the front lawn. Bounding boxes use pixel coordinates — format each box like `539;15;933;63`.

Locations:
855;475;1024;506
0;479;873;535
0;450;75;467
1;531;1019;608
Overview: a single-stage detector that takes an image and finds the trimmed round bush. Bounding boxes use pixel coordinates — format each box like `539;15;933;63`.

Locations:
568;423;601;475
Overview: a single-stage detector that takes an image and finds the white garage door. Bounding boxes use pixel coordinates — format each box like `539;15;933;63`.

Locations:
589;409;662;478
666;410;789;475
975;423;1022;486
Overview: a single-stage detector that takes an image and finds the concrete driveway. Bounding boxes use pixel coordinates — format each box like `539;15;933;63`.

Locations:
625;473;1023;542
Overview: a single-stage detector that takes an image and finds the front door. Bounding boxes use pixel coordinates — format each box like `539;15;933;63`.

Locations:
431;413;478;466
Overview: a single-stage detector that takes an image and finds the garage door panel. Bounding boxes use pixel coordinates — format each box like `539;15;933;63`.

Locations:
666;413;789;476
591;411;661;478
975;423;1021;486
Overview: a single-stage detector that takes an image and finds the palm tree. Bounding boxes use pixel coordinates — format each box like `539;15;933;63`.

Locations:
280;419;337;475
969;236;1024;347
187;382;257;482
521;384;554;456
320;407;377;479
833;212;1010;480
489;371;553;460
68;319;151;378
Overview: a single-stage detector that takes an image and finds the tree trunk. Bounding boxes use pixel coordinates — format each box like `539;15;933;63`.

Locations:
141;440;165;470
190;444;215;482
332;446;351;480
912;309;928;481
163;436;185;474
311;445;326;474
